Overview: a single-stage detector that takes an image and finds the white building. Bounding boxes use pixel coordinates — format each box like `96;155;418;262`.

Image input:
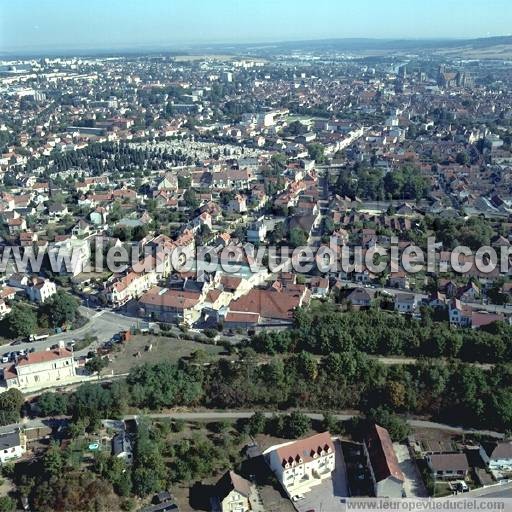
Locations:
483;442;512;471
2;348;76;390
0;428;26;464
48;238;91;276
26;277;57;303
265;432;335;496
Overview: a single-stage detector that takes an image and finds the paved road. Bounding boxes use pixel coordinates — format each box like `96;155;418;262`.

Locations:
122;411;505;439
0;306;137;359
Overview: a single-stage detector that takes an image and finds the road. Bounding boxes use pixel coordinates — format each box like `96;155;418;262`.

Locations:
121;411;504;439
0;306;137;359
467;482;512;498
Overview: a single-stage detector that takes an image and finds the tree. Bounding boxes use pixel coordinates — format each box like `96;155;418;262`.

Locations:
37;392;69;416
4;304;37;338
456;151;469;165
44;291;80;327
289;227;308;248
0;497;15;512
307;143;325;164
366;407;410;441
247;412;266;437
43;442;63;478
283;411;311;439
0;388;24;426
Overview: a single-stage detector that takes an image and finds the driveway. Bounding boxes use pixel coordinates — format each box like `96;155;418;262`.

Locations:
393;443;428;498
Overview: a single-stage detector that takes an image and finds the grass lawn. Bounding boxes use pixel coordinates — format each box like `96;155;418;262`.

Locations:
100;334;227;375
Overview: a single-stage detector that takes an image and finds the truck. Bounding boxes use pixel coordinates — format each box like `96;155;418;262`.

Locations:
28;334;50;342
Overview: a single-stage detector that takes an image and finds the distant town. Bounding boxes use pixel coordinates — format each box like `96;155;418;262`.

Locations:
0;41;512;512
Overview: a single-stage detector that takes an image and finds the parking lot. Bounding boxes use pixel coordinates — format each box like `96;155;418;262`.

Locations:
393;443;428;498
294;440;349;512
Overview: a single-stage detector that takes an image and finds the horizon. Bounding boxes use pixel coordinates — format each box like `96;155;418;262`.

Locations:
1;0;512;54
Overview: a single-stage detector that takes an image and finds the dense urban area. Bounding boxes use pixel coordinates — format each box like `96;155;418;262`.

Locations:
1;37;512;512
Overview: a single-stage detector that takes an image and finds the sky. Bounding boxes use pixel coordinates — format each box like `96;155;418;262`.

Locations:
1;0;512;53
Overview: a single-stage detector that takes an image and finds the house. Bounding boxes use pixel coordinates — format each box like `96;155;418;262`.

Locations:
8;273;29;289
48;203;69;219
246;219;267;243
0;428;27;464
310;276;329;298
388;270;410;289
426;453;470;480
346;287;372;307
449;299;473;327
2;348;77;390
227;194;247;214
139;286;203;325
224;285;310;328
106;267;158;307
90;207;108;226
365;424;404;498
72;219;92;238
394;293;417;313
212;470;253;512
112;432;133;464
457;282;480;302
482;442;512;471
265;432;336;496
26;277;57;304
0;299;11;319
48;238;91;277
471;311;504;330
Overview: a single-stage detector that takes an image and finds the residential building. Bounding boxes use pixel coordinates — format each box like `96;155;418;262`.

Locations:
112;432;133;464
346;287;372;307
394;293;417;313
26;277;57;303
266;432;335;496
212;470;253;512
482;442;512;471
365;424;404;498
426;453;470;480
2;348;77;390
0;428;26;464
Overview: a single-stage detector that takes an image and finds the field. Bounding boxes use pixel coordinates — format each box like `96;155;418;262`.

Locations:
100;334;227;376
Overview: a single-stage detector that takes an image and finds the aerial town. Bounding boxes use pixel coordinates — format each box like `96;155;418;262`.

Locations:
1;11;512;512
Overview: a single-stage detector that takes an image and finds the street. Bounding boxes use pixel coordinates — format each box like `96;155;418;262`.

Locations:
0;306;137;360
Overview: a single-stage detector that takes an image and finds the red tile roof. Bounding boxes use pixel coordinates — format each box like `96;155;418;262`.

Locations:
366;424;404;483
275;432;334;468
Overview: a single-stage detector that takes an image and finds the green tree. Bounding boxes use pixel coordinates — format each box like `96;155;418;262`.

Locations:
0;388;24;426
0;496;15;512
283;411;311;439
43;442;63;478
247;412;266;437
4;304;37;338
307;143;325;164
289;227;308;248
44;291;80;327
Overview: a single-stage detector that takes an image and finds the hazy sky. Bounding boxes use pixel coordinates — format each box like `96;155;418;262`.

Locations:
1;0;512;52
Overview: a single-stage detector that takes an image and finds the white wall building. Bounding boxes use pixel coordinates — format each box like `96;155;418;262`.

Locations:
0;428;26;464
2;348;76;390
26;277;57;303
265;432;335;496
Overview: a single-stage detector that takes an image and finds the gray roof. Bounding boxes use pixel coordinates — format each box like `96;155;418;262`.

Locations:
0;430;21;450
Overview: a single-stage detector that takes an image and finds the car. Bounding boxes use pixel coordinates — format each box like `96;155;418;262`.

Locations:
292;495;305;502
1;353;10;363
455;481;469;492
